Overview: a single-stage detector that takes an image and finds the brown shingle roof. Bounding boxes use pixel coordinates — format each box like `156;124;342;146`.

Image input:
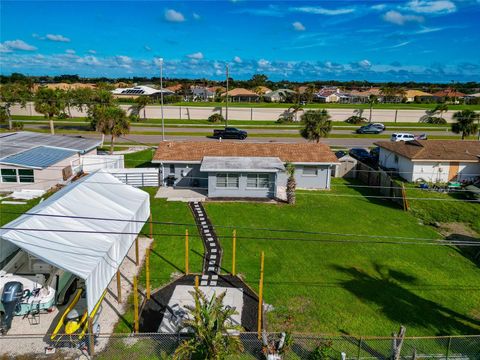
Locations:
221;88;259;97
153;141;338;163
374;140;480;162
432;89;466;97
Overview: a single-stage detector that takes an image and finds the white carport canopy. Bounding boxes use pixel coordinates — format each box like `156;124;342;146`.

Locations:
0;170;150;314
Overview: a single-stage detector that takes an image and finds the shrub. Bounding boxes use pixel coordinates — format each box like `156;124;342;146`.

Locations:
11;121;24;130
308;340;335;360
345;115;367;124
57;112;69;119
208;113;225;123
419;116;447;124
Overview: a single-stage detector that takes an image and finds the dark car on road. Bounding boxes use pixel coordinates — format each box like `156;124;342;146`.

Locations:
212;127;248;140
349;148;373;162
356;123;385;134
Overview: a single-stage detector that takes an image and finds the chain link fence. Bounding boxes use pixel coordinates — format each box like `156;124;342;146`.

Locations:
1;333;479;359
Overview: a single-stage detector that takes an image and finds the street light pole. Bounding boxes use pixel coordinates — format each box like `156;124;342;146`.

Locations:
160;58;165;141
225;64;229;128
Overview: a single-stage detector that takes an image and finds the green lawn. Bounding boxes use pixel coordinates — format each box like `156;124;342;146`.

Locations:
200;179;480;336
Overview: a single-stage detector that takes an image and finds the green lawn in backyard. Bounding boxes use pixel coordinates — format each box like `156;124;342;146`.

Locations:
201;179;480;336
124;148;156;168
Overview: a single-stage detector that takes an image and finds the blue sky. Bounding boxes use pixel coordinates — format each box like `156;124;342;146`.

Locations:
1;0;479;82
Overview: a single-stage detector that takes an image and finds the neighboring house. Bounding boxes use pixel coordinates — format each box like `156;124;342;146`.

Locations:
404;90;434;103
255;86;272;95
191;86;215;101
375;140;480;183
349;88;384;103
222;88;260;102
165;84;183;93
263;89;296;102
111;85;174;99
33;83;97;91
432;89;466;102
465;93;480;104
0;132;102;191
315;88;352;103
152;141;338;200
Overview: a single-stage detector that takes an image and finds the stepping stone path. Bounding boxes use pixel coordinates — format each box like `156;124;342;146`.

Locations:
189;202;222;286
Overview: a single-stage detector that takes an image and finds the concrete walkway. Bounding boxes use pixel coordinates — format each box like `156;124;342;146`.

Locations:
189;202;222;286
155;187;207;202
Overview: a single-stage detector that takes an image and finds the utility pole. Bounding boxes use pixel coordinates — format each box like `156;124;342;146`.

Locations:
160;58;165;141
225;64;229;128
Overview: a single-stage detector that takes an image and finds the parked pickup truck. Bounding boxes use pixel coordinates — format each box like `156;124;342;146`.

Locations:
212;127;248;140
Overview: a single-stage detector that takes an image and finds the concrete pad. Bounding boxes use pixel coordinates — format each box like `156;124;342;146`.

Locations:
155;187;207;202
158;285;243;333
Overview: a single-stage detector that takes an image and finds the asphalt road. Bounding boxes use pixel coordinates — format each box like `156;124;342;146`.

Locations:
81;133;382;148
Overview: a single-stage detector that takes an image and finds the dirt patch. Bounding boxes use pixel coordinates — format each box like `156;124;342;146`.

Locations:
437;222;479;238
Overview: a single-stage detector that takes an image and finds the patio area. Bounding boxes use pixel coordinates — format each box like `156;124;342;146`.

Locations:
155;186;207;202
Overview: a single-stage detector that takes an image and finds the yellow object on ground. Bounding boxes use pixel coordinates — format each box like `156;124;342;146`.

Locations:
50;288;83;341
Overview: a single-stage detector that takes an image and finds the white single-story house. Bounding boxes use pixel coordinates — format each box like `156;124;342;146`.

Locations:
111;85;174;99
152;141;339;200
0;132;102;192
375;140;480;183
263;89;296;103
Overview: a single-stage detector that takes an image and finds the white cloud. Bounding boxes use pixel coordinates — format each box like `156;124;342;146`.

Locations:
0;40;37;51
187;52;204;60
371;4;387;11
116;55;133;65
65;49;76;54
77;55;100;66
46;34;70;42
144;45;152;51
165;9;185;22
404;0;456;14
358;59;372;68
290;6;355;16
88;49;97;54
193;12;200;20
292;21;306;31
233;56;242;63
382;10;424;25
257;59;270;67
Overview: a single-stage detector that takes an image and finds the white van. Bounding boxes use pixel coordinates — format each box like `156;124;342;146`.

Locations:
391;133;415;142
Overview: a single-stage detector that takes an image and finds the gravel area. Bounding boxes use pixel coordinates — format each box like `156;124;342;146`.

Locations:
0;236;152;357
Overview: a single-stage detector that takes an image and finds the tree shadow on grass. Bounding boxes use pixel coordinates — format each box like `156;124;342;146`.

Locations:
446;233;480;268
332;264;480;335
338;178;401;210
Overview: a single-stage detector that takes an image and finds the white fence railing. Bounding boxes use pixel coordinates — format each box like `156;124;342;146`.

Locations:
107;168;159;187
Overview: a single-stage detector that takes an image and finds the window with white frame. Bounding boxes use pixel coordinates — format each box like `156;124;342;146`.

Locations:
246;173;270;188
216;173;239;188
0;168;34;183
303;166;317;176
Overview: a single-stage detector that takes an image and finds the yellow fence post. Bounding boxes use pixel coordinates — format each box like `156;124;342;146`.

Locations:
133;276;139;333
135;237;139;266
195;275;199;289
116;270;122;303
185;229;189;275
149;212;153;239
257;251;265;338
232;229;237;276
146;247;151;300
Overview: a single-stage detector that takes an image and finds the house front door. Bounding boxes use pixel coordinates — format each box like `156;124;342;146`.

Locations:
448;162;459;181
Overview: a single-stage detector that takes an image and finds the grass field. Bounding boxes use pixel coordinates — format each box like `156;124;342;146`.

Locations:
117;155;480;336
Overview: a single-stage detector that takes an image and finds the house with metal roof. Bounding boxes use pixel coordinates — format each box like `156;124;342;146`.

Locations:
0;132;102;192
152;141;338;200
375;140;480;183
111;85;174;99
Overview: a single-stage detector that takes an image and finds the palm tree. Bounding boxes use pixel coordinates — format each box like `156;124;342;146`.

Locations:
131;96;151;120
299;110;332;143
451;110;479;140
0;83;31;130
34;87;66;135
367;95;378;122
92;105;130;153
173;288;243;360
285;162;296;205
420;104;448;124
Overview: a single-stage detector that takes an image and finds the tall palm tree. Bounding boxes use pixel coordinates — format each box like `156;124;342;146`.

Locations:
285;162;296;205
0;83;31;130
131;95;151;120
92;105;130;153
419;104;449;124
451;109;479;140
34;87;66;135
299;109;332;143
367;95;378;122
173;288;243;360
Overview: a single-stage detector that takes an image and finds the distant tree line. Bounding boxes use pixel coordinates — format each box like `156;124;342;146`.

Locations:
1;72;479;94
